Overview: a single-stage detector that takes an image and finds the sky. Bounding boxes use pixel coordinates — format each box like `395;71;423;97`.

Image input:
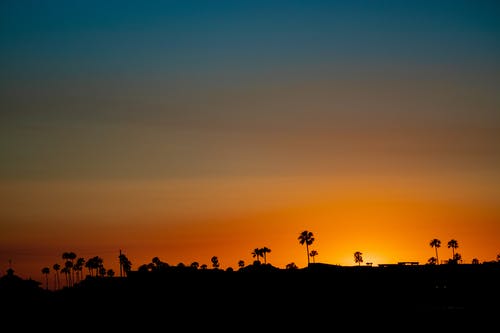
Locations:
1;0;500;282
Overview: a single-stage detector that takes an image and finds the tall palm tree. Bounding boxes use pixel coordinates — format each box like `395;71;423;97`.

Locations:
64;260;74;287
41;267;50;290
261;247;271;264
52;263;61;290
354;251;363;266
447;239;459;262
252;248;262;263
60;266;70;287
429;239;441;265
298;230;315;267
119;253;132;276
309;250;318;264
74;257;85;282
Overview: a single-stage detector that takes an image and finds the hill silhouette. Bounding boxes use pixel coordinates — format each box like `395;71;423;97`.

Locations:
1;262;498;329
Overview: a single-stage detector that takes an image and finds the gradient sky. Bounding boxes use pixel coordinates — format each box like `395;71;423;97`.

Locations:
1;0;500;281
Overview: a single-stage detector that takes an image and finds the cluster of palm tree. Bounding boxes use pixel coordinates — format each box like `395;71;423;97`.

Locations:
251;247;272;264
41;251;132;290
428;238;462;265
38;232;498;291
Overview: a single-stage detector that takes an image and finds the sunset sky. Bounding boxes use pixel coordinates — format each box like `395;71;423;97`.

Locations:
1;0;499;282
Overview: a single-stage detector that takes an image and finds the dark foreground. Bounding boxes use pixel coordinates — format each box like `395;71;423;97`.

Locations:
1;263;498;329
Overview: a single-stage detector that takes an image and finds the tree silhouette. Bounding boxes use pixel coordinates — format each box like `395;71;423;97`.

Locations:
60;266;70;287
238;260;245;269
298;230;315;267
472;258;479;264
74;257;85;282
41;267;50;290
119;253;132;276
447;239;459;262
64;260;74;287
427;257;437;265
354;251;363;266
261;247;271;264
107;269;115;277
52;263;61;290
211;256;220;269
309;250;318;264
190;262;200;270
286;262;298;270
252;248;263;263
429;239;441;265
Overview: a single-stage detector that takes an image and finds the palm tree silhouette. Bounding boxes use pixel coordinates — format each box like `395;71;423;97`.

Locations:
298;230;315;267
252;248;262;263
119;253;132;276
238;260;245;269
354;251;363;266
447;239;459;262
261;247;271;264
74;257;85;282
429;239;441;265
41;267;50;290
52;263;61;290
309;250;318;264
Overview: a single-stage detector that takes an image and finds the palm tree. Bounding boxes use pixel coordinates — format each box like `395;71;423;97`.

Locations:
41;267;50;290
309;250;318;264
447;239;459;262
354;251;363;266
261;247;271;264
252;248;262;263
119;253;132;276
429;239;441;265
74;257;85;282
60;266;70;287
298;230;315;267
64;260;73;287
238;260;245;269
52;263;61;290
